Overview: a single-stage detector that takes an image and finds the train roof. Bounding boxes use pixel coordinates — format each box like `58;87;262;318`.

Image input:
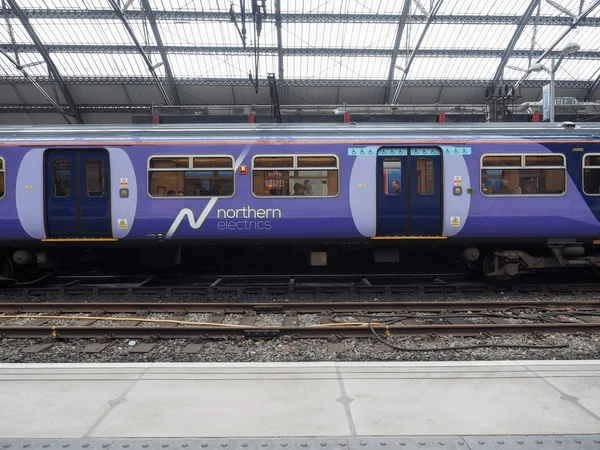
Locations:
0;122;599;143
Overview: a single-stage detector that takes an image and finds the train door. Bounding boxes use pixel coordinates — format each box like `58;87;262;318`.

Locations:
45;149;111;238
376;148;442;236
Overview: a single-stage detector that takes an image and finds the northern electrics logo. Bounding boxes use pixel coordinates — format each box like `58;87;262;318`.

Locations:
216;206;281;231
166;204;282;238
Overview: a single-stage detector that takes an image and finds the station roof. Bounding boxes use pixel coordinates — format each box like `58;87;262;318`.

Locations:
0;0;599;124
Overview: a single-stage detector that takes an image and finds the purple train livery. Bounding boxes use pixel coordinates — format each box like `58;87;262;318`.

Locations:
0;122;600;282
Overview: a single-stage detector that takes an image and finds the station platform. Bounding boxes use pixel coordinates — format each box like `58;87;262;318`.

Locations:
0;361;599;447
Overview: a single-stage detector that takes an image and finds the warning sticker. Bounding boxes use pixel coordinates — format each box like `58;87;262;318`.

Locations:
118;218;128;229
120;177;128;188
450;216;460;227
453;176;462;186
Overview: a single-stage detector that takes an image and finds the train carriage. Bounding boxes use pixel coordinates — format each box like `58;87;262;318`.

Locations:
0;122;600;282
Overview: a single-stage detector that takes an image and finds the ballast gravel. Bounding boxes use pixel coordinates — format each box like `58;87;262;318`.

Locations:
4;290;600;305
254;313;283;327
1;333;599;363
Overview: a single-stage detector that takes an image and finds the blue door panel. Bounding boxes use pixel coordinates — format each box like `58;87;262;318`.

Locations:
45;150;111;238
46;151;77;238
376;148;442;236
377;153;407;235
79;152;111;237
409;152;441;235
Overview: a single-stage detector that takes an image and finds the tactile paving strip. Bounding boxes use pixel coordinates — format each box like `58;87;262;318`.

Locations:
1;437;600;450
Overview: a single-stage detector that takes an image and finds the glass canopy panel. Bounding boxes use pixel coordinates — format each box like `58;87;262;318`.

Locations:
438;0;530;16
514;25;579;52
280;0;406;14
406;57;500;79
51;52;152;77
159;20;276;47
169;53;277;78
285;55;389;79
30;19;156;46
148;0;232;12
537;0;585;16
0;20;32;44
419;24;516;50
16;0;112;8
0;52;49;76
282;22;397;49
505;57;600;80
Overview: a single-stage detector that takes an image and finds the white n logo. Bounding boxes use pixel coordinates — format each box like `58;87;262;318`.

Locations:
165;198;218;239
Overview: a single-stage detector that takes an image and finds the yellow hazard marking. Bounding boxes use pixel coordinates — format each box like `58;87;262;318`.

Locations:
118;218;128;229
450;216;460;227
371;236;447;240
41;238;118;242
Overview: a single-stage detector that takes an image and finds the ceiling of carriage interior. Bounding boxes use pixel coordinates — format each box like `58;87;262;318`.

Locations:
0;0;599;124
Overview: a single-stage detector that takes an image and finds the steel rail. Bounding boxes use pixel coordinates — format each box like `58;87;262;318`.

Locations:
1;323;599;339
3;281;600;296
1;300;599;313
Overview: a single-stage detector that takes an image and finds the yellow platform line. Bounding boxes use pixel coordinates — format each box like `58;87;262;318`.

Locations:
41;238;118;242
371;236;448;240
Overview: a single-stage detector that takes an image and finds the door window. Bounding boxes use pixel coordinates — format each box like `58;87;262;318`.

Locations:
383;158;401;195
52;159;71;197
0;158;4;199
416;157;435;195
86;159;105;197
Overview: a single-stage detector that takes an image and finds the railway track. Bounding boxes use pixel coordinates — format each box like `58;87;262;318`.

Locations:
1;300;599;340
2;272;600;296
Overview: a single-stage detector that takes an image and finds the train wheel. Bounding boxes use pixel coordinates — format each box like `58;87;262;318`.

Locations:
483;253;519;284
0;255;14;282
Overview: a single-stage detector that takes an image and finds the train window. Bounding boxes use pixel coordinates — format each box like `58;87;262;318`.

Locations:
383;159;401;195
482;156;521;167
254;157;294;168
0;157;4;199
585;155;600;166
525;155;564;167
52;159;71;197
416;157;435;195
481;153;566;196
252;155;339;197
86;160;105;197
297;156;337;168
193;157;233;169
148;156;234;198
583;154;600;195
149;157;190;168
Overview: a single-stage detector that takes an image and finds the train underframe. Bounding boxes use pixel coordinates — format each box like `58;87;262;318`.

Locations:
2;239;600;284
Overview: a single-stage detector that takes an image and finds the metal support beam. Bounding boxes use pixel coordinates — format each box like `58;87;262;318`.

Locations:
492;0;539;84
383;0;411;104
584;73;600;101
509;0;600;96
8;43;599;59
0;49;70;120
140;0;180;104
108;0;172;106
536;0;600;62
391;0;444;104
8;9;600;26
275;0;284;104
5;0;82;123
0;76;592;89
